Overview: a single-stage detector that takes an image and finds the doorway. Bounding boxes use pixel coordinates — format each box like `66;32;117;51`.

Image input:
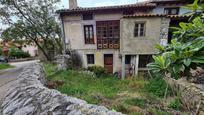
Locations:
104;54;113;73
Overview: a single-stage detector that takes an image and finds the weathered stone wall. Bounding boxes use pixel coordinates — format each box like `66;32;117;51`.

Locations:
159;17;170;40
0;63;122;115
164;77;204;114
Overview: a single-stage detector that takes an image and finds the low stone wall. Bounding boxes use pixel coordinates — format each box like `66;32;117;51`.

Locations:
0;63;122;115
164;77;204;114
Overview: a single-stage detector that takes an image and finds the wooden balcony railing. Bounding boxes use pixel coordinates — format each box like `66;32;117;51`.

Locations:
97;39;120;49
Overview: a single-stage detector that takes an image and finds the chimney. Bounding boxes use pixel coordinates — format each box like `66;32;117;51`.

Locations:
69;0;78;9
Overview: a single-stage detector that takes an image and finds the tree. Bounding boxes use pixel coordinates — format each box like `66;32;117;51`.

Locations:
147;0;204;79
0;0;62;61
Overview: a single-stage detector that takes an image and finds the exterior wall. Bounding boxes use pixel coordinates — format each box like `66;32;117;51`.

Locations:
95;12;123;21
153;5;191;15
63;15;97;50
62;12;123;73
160;17;170;46
120;17;165;55
22;44;38;57
75;49;121;73
63;12;123;50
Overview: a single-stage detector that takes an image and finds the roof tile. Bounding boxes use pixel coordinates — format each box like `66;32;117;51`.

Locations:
57;2;156;13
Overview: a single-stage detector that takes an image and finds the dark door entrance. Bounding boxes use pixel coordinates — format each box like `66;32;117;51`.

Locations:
104;54;113;73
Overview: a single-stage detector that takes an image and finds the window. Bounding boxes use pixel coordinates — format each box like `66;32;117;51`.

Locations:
134;23;145;37
96;21;120;39
87;54;95;64
125;55;131;64
139;55;153;68
164;8;179;15
83;13;93;20
84;25;94;44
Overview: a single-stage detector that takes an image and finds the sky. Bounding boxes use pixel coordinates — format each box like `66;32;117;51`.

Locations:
59;0;148;9
0;0;148;31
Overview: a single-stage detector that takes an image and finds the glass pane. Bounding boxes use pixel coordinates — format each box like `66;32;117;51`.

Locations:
134;28;138;37
140;24;144;28
140;31;144;36
89;27;93;31
135;24;139;28
171;9;177;14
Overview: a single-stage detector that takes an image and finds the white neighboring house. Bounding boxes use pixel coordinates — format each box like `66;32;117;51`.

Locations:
21;43;38;57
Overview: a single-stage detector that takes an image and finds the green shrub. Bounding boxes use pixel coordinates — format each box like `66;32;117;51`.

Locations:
144;77;171;98
0;48;2;56
9;48;30;58
147;1;204;79
168;97;182;110
87;66;108;77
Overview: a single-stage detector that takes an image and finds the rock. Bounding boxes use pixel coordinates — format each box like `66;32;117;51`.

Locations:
55;54;70;70
164;77;204;113
0;63;123;115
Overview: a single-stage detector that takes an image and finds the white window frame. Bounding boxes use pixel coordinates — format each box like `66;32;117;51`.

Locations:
134;22;146;37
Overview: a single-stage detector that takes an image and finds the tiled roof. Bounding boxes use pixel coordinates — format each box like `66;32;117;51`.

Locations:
150;0;191;4
123;14;166;18
166;15;190;18
57;2;156;13
123;14;190;18
151;0;180;2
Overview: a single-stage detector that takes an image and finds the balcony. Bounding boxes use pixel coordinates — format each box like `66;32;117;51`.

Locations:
97;38;120;49
96;20;120;49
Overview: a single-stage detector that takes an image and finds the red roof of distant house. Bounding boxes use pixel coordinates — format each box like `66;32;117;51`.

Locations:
57;2;156;14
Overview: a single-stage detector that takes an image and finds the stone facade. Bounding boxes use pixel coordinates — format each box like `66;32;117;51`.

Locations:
159;17;170;46
0;63;122;115
164;77;204;114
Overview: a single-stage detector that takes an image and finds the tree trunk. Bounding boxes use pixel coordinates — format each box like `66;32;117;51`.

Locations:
33;40;51;61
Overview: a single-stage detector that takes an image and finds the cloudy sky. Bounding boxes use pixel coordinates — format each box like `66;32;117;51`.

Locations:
59;0;148;8
0;0;148;30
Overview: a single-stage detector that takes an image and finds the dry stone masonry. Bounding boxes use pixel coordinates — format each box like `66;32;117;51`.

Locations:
0;63;122;115
165;77;204;114
160;17;170;46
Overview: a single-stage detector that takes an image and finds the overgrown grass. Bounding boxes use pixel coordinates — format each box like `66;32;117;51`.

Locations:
47;70;148;103
0;63;14;70
44;64;180;114
123;98;147;108
43;63;58;78
144;77;172;98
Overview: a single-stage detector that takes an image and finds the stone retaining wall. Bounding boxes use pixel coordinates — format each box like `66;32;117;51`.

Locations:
164;77;204;114
0;63;122;115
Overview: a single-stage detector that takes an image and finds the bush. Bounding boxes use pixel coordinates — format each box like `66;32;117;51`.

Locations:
168;97;182;110
0;48;2;56
144;77;171;98
87;66;108;78
9;48;30;58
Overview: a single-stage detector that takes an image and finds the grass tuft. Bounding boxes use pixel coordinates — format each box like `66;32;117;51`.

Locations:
0;63;14;70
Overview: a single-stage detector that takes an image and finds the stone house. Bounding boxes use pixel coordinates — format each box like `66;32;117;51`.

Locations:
57;0;191;79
